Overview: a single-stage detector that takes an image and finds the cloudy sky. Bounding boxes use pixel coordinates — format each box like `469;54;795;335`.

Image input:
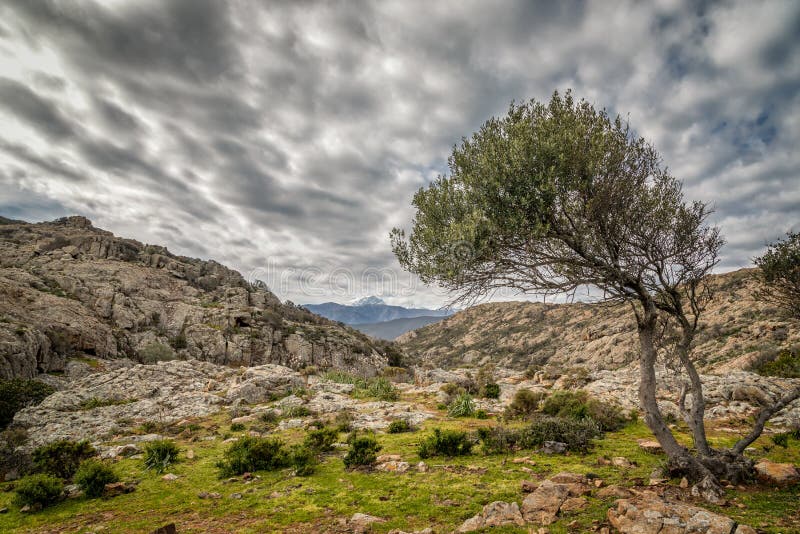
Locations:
0;0;798;308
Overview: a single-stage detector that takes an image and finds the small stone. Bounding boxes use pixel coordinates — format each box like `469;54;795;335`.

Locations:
416;461;428;473
20;505;31;513
0;507;8;514
162;473;179;481
186;449;195;459
538;441;567;454
612;457;632;468
230;492;243;499
376;454;402;463
349;512;386;534
593;479;604;488
242;472;254;480
679;477;689;488
754;460;800;486
637;439;663;454
521;480;538;493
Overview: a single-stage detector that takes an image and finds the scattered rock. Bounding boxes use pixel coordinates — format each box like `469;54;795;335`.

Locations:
185;449;194;460
416;461;428;473
376;461;410;473
521;480;570;524
100;443;142;459
637;439;663;454
230;493;242;499
754;459;800;486
0;507;8;514
376;454;402;463
538;441;567;454
150;524;176;534
521;480;538;493
559;496;588;513
456;501;525;532
612;456;633;468
679;477;689;488
348;512;386;533
197;491;221;499
608;491;755;533
103;481;137;497
162;473;179;481
597;485;634;499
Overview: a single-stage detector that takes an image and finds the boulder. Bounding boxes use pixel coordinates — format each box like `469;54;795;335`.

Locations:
521;480;570;524
607;492;755;534
754;459;800;486
348;513;385;533
538;441;568;454
456;501;525;532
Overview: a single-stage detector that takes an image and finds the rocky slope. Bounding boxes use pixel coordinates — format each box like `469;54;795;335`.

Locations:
398;269;798;374
0;216;387;380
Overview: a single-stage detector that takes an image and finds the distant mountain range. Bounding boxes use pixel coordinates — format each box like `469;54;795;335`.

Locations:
303;297;454;339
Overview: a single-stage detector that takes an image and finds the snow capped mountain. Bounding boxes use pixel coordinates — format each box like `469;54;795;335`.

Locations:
349;296;386;306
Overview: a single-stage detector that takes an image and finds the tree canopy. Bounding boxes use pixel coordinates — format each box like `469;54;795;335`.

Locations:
755;231;800;318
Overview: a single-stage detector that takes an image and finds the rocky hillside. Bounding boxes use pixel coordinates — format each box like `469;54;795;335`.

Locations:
398;269;798;374
0;216;387;379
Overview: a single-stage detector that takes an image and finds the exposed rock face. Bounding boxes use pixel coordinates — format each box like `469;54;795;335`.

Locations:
399;269;797;374
607;491;756;534
0;216;387;379
754;459;800;486
456;501;525;532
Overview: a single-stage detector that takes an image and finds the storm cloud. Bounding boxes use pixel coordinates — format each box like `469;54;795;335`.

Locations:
0;0;798;307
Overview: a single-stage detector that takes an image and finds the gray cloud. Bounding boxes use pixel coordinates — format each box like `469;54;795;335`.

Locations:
0;0;798;307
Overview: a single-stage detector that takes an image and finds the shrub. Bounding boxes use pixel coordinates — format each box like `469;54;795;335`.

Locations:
505;389;545;419
332;411;354;433
771;433;789;448
343;434;382;468
521;416;602;453
14;474;64;508
540;390;630;431
418;429;473;458
287;444;317;476
304;427;338;452
448;393;475;417
143;440;180;473
32;440;95;479
0;379;55;428
475;409;488;419
387;419;413;434
138;342;175;363
757;348;800;378
478;425;522;455
230;422;246;432
352;377;399;402
73;459;118;498
282;405;314;418
482;383;501;399
217;436;287;477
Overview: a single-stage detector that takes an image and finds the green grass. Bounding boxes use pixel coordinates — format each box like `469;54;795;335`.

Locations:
0;415;797;533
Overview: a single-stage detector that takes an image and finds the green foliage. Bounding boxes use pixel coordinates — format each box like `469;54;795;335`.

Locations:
755;231;800;318
505;388;544;419
417;428;473;458
387;419;413;434
230;422;246;432
286;444;317;476
343;434;382;468
74;459;118;498
482;383;500;399
32;440;95;479
447;393;475;417
523;416;603;453
352;376;399;402
143;440;180;473
282;405;314;418
475;409;488;419
332;411;354;433
303;427;338;452
757;349;800;378
14;474;63;508
0;379;55;428
771;433;789;448
217;436;287;477
138;343;175;364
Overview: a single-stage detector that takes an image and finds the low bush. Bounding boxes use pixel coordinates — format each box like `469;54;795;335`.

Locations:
217;436;286;477
478;425;522;455
352;376;399;402
771;433;789;448
521;415;602;453
343;434;381;468
138;342;175;364
74;459;118;498
482;383;501;399
230;422;246;432
0;379;55;428
14;474;64;508
540;390;630;431
505;389;545;419
32;440;95;479
387;419;413;433
286;444;317;476
282;405;314;418
304;427;338;452
418;428;473;458
332;411;354;433
447;393;475;417
143;440;180;473
757;348;800;378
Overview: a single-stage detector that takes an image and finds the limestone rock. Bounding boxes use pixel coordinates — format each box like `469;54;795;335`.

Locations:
521;480;570;524
456;501;525;532
348;512;385;533
754;459;800;485
607;492;755;534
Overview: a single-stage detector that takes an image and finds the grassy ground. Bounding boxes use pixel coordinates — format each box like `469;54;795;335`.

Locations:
1;410;799;533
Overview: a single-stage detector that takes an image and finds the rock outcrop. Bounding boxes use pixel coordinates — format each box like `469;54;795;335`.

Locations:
0;216;388;379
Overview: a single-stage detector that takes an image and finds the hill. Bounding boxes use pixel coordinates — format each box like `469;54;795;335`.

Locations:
0;216;388;379
397;269;798;374
303;297;452;325
353;315;448;340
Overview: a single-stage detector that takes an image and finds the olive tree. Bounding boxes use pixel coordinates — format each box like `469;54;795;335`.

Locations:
391;91;798;501
755;231;800;318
